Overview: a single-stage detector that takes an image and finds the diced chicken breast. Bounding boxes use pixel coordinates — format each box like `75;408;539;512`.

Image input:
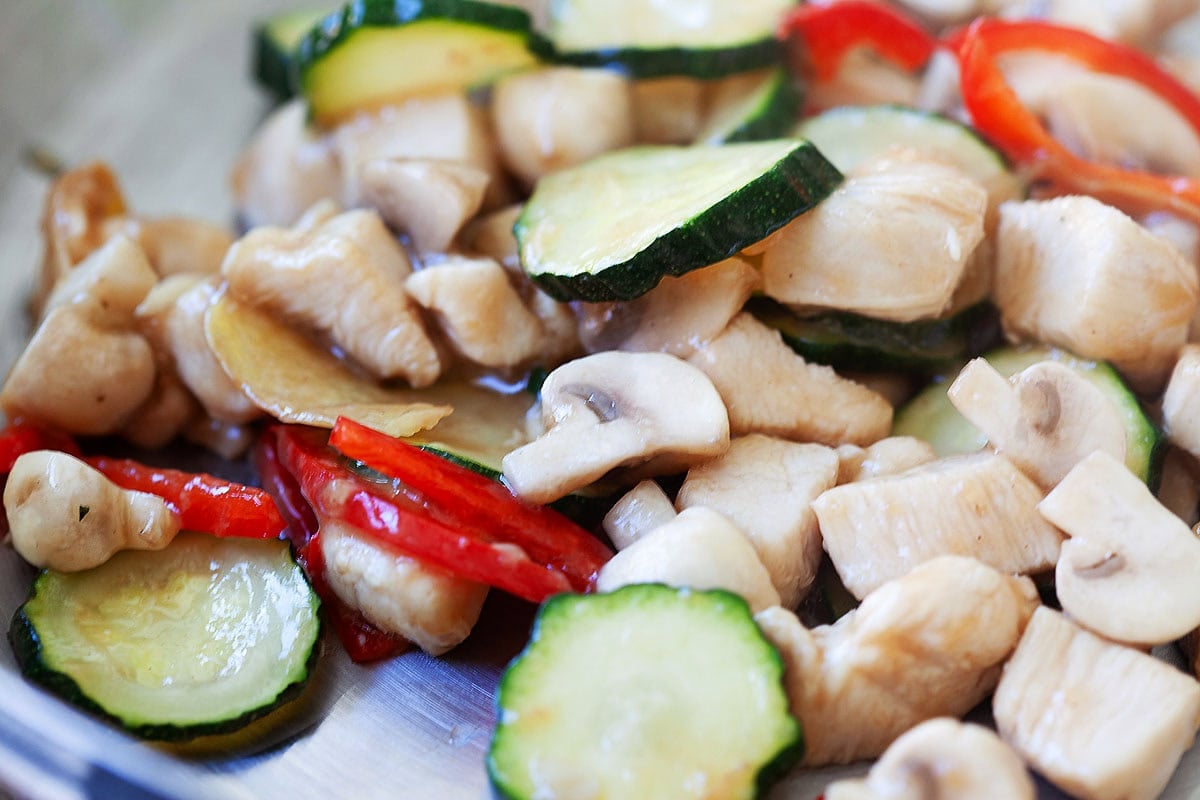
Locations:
987;0;1185;47
676;435;840;608
994;196;1198;391
806;49;922;112
111;217;234;277
757;556;1039;766
630;78;705;144
358;158;489;253
761;158;988;322
835;436;937;484
320;520;488;656
221;208;442;387
602;480;677;551
1157;446;1200;526
1164;344;1200;459
815;452;1063;599
688;314;892;447
119;368;198;450
994;607;1200;800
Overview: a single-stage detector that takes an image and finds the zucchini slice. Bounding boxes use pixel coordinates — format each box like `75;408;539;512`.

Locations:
893;346;1161;484
517;139;842;301
697;68;801;145
298;0;539;124
252;8;329;100
750;298;1001;373
488;584;802;799
542;0;796;78
10;533;321;741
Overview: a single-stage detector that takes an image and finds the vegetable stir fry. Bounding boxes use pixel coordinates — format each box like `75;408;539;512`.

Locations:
7;0;1200;796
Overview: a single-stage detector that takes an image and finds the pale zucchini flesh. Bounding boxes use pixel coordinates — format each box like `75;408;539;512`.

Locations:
698;68;801;144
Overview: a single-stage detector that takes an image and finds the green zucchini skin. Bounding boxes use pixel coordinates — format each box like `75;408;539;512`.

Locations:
518;141;844;302
751;298;1002;374
9;535;321;742
537;38;785;80
716;70;802;144
252;9;328;100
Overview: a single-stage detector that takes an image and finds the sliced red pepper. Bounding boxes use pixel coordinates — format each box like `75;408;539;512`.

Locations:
329;417;613;592
87;456;285;540
0;420;79;473
779;1;936;81
958;18;1200;221
255;433;320;551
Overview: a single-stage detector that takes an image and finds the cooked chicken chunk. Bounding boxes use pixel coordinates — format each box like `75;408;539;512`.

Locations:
994;196;1198;391
815;452;1063;599
824;718;1035;800
602;480;677;551
1157;446;1200;525
1164;344;1200;459
835;437;936;484
112;217;234;277
757;556;1038;765
358;158;489;253
676;435;840;608
630;78;705;144
761;158;987;322
320;521;488;657
688;314;892;447
806;49;922;112
987;0;1193;47
405;255;544;369
222;208;442;387
994;607;1200;800
596;507;781;612
118;368;199;450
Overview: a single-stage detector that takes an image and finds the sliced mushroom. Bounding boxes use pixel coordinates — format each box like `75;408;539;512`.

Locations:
1157;446;1200;526
1038;450;1200;646
357;158;489;253
756;556;1038;766
595;507;780;612
501;352;729;504
5;451;179;572
1163;344;1200;460
602;480;677;551
687;313;892;447
824;718;1035;800
994;607;1200;800
630;77;706;145
815;452;1063;599
676;435;840;608
948;358;1127;488
835;436;936;484
994;195;1198;391
221;208;442;387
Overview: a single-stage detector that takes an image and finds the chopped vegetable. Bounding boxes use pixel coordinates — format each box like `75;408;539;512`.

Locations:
252;8;329;100
0;420;79;473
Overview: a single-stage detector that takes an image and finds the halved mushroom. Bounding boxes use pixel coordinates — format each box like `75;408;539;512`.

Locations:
756;555;1038;766
1163;344;1200;460
835;436;936;484
994;607;1200;800
948;358;1127;488
595;507;780;612
602;480;677;551
357;158;489;254
815;452;1063;599
501;352;729;504
676;435;840;608
824;718;1035;800
1038;450;1200;646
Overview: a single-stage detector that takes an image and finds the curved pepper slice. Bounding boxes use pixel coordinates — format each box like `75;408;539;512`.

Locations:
779;1;936;81
0;420;79;474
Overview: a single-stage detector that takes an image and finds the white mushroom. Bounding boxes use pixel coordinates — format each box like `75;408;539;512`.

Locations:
1038;450;1200;646
835;436;936;484
756;556;1038;766
602;480;677;551
357;158;489;253
4;451;179;572
595;507;780;612
824;718;1035;800
1163;344;1200;460
221;208;442;387
676;435;840;608
994;607;1200;800
502;352;729;504
948;358;1127;488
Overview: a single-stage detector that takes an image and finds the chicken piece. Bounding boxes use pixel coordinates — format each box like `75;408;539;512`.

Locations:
112;216;234;277
994;607;1200;800
405;255;544;369
118;366;199;450
630;78;705;144
576;258;760;358
222;208;442;387
231;100;341;228
596;507;781;612
687;313;892;447
459;204;523;271
835;437;936;484
334;93;508;210
320;520;488;656
806;49;922;112
492;67;635;185
987;0;1194;47
915;47;966;117
676;435;840;609
824;718;1035;800
757;556;1039;766
2;236;157;435
602;480;677;551
761;158;987;322
994;196;1198;391
5;451;179;572
815;452;1063;599
1157;446;1200;525
358;158;489;253
1164;344;1200;459
183;417;256;461
948;358;1127;489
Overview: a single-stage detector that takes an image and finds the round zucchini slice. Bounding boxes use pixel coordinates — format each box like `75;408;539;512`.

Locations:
488;584;802;800
9;533;321;741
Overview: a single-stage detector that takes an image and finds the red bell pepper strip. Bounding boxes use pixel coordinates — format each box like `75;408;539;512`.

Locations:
86;456;286;540
255;433;320;551
0;420;79;473
779;1;936;81
957;17;1200;222
329;417;613;593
